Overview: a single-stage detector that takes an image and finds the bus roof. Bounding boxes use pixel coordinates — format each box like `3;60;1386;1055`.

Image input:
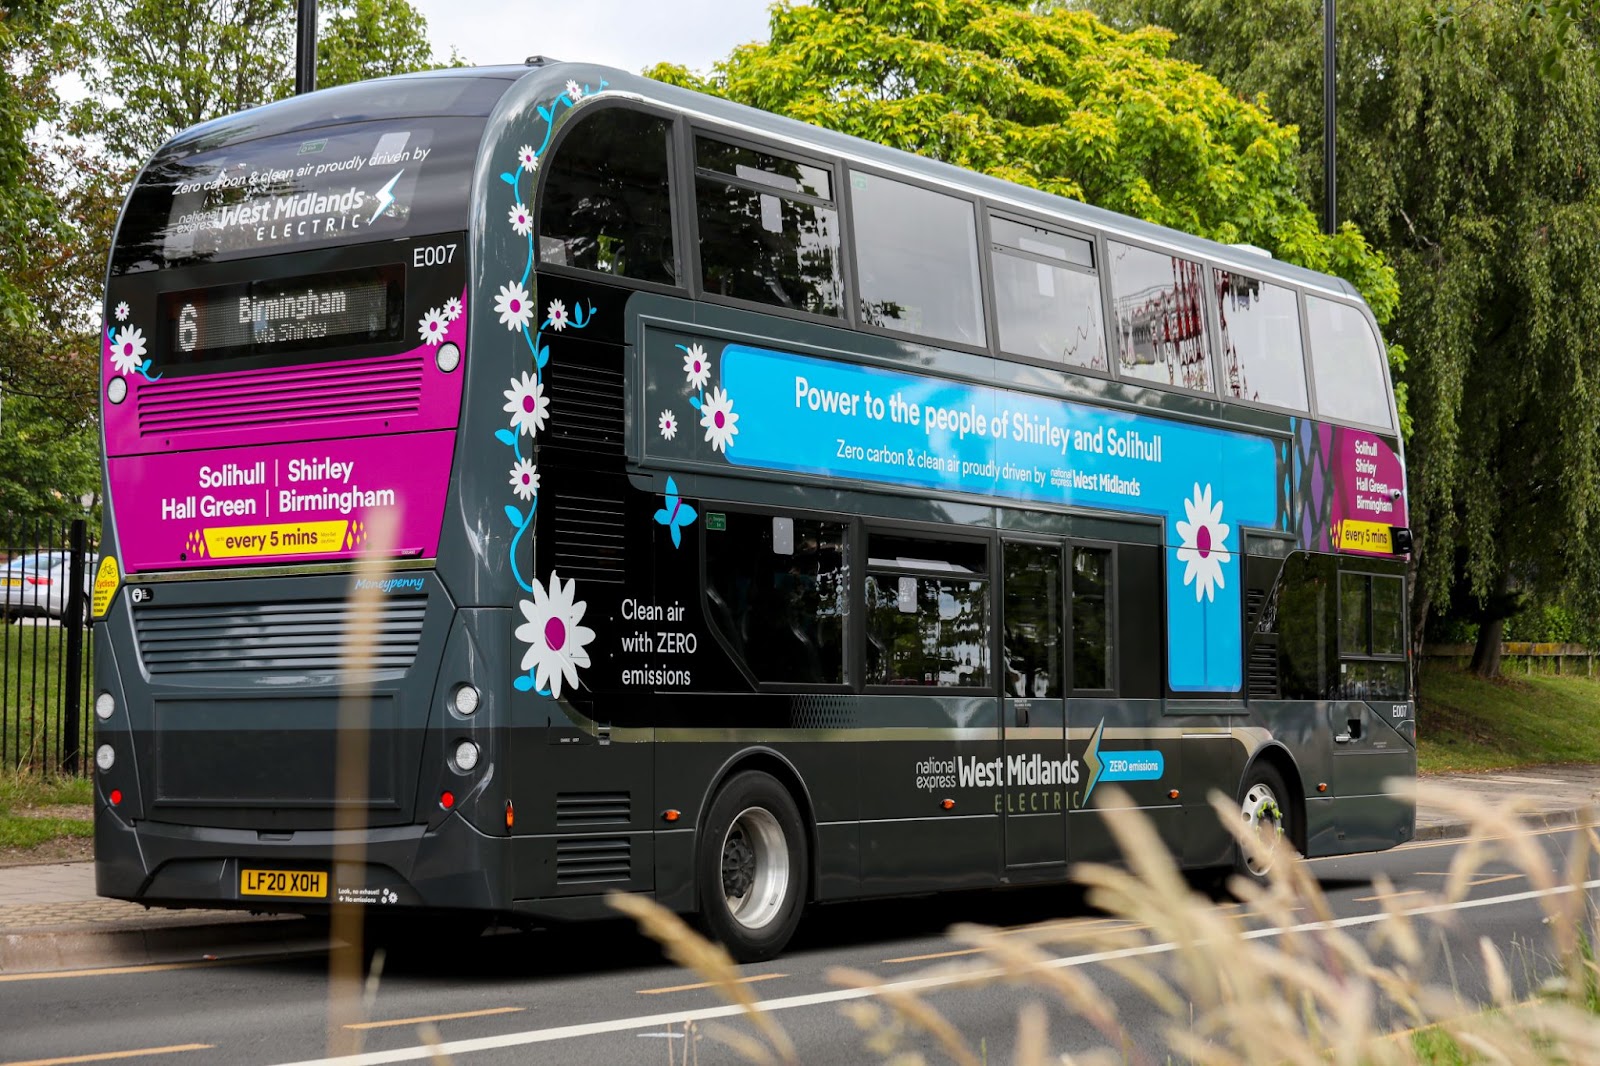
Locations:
147;58;1362;303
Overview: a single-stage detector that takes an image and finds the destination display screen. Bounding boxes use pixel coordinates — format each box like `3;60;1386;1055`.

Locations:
157;265;404;368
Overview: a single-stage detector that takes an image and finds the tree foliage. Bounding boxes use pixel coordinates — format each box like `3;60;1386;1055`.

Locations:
75;0;445;164
1088;0;1600;674
645;0;1397;331
0;0;63;336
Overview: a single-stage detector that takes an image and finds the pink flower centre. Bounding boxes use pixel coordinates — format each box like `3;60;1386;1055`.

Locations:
522;395;537;413
122;343;133;355
1196;525;1212;559
520;474;530;485
692;361;701;373
714;410;726;429
544;616;567;651
509;299;522;313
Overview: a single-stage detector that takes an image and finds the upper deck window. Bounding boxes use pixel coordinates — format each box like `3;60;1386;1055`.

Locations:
989;216;1106;371
111;118;486;275
1215;271;1309;411
850;172;986;347
1306;296;1393;429
694;136;843;317
538;108;678;286
1108;242;1214;393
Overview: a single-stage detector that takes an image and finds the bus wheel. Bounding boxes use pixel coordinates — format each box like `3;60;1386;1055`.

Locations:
1235;762;1293;883
697;771;806;962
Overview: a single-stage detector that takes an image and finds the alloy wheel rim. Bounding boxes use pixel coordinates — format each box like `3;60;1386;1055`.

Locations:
1240;782;1285;877
721;806;790;930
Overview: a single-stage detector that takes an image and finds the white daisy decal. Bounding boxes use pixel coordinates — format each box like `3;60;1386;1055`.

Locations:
1175;483;1232;603
417;308;447;346
565;79;584;101
113;301;129;322
516;571;595;699
110;326;146;375
443;296;463;322
503;372;549;437
682;343;711;390
508;202;532;236
658;409;678;440
518;145;539;173
700;386;739;454
546;299;568;331
509;459;539;501
495;282;534;331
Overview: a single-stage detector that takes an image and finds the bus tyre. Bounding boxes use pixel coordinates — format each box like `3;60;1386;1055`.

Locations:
697;771;806;963
1234;762;1293;884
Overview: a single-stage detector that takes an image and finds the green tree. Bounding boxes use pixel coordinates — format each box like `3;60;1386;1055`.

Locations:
0;0;63;337
76;0;449;163
646;0;1397;330
1088;0;1600;677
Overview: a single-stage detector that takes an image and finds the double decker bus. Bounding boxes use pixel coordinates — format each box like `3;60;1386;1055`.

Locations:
94;60;1414;961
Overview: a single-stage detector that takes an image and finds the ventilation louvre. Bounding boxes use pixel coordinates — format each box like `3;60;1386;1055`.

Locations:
136;355;424;438
555;837;632;884
545;344;624;455
548;483;626;585
1247;639;1281;700
556;791;631;827
135;596;427;674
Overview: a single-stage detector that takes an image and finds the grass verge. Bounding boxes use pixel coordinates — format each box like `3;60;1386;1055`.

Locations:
0;772;91;851
1419;660;1600;773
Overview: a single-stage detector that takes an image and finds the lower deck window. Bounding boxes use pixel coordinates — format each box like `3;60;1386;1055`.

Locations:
865;534;989;688
705;513;848;684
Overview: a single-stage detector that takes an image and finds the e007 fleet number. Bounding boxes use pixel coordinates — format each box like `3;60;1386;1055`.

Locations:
413;243;457;267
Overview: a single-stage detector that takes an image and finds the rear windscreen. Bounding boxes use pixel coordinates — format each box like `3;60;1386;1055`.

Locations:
112;117;486;275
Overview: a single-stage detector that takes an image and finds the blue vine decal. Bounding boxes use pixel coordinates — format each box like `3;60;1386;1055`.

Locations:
498;78;604;698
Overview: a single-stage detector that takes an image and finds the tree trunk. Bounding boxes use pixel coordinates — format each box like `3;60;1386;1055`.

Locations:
1469;565;1514;679
1470;615;1505;678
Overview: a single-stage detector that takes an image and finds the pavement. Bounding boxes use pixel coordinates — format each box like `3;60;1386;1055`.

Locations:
3;764;1597;974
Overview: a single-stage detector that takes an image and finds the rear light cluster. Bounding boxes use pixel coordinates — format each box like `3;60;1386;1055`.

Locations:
440;683;483;813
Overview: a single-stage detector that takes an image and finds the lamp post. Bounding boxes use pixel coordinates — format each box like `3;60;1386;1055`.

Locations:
1324;0;1337;235
295;0;318;96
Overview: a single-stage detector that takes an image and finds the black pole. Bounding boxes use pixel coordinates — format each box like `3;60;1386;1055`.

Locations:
295;0;318;96
62;518;86;775
1323;0;1337;235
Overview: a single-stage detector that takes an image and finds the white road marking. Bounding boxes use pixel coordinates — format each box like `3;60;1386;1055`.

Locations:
265;877;1600;1066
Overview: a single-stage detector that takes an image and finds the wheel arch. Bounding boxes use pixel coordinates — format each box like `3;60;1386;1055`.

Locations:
695;747;819;903
1239;742;1307;854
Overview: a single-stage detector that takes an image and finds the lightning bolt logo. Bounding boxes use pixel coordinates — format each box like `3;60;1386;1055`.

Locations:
1081;718;1106;803
369;170;403;224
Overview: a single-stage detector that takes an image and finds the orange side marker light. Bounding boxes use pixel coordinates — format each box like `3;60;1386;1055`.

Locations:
662;809;681;823
941;798;955;810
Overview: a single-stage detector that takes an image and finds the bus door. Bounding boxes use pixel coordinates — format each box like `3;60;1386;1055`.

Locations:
1000;539;1068;875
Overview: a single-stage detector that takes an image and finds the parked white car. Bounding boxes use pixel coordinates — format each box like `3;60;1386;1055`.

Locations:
0;551;92;622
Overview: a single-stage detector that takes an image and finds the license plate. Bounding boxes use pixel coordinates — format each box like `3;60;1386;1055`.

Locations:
3;579;20;588
240;868;327;898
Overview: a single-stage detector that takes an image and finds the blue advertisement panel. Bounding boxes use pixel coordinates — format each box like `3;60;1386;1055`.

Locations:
649;339;1283;692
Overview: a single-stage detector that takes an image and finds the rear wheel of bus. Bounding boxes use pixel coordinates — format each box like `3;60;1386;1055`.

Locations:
697;770;806;962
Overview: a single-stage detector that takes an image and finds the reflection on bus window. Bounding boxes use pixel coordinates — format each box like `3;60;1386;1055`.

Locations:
1003;542;1062;697
851;172;986;347
1306;296;1392;428
1109;242;1213;393
538;109;678;285
1215;271;1308;410
705;513;849;685
1072;547;1113;690
990;217;1106;371
695;137;843;316
1335;570;1408;699
866;534;989;687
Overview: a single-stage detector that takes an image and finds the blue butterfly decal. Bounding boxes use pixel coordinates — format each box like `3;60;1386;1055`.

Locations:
653;477;698;548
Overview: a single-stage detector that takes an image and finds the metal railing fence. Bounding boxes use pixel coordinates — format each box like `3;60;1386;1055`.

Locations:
0;516;95;776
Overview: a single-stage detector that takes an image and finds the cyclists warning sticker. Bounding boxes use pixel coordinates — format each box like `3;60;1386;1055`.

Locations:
91;556;120;619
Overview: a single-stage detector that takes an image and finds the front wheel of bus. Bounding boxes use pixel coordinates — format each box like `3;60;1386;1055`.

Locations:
697;771;806;963
1235;762;1294;884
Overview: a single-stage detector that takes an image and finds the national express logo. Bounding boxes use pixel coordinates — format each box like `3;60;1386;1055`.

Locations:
912;719;1166;813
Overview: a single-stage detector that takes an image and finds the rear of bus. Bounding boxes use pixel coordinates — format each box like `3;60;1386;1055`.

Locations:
93;71;524;913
